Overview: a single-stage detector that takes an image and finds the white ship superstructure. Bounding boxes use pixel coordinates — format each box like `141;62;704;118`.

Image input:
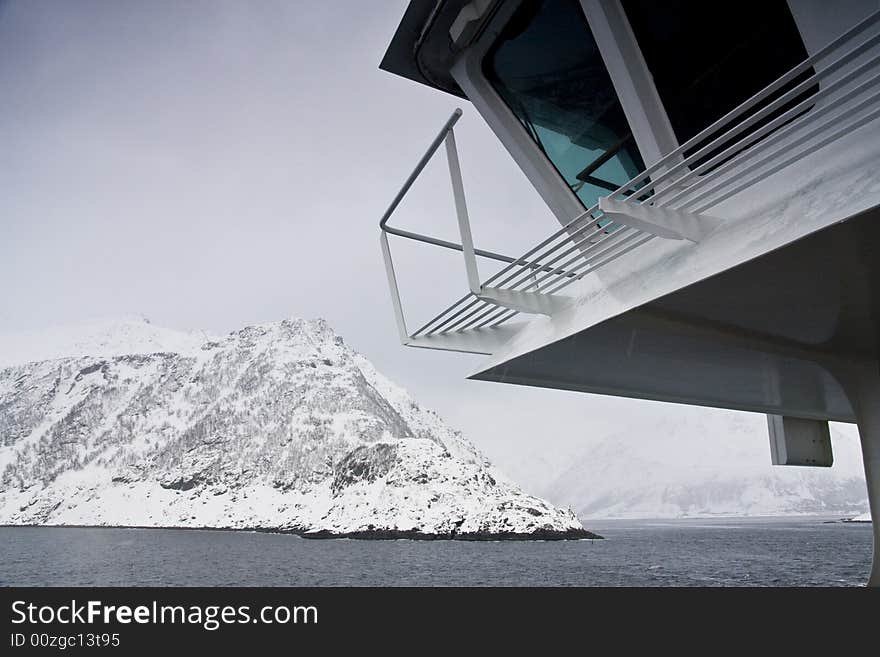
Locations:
378;0;880;584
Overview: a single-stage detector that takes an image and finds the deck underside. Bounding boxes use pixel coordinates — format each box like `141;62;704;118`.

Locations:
472;205;880;422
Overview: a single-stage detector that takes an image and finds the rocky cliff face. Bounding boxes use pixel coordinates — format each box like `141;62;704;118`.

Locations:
0;318;594;539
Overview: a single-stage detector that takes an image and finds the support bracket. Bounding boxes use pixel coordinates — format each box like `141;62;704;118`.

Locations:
478;287;570;315
767;415;834;467
599;196;722;243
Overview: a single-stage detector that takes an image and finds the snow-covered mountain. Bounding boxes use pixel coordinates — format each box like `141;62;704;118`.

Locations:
0;317;592;539
0;315;210;367
517;410;869;519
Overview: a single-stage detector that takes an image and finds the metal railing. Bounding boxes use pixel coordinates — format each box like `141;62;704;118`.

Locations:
379;109;517;266
379;9;880;352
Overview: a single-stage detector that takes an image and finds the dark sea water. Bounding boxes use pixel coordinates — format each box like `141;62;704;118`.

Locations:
0;517;872;586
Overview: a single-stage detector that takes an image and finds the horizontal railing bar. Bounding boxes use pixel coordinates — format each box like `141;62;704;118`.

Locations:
426;296;485;335
525;230;641;297
679;82;880;213
382;224;517;264
543;233;655;296
383;224;582;277
438;298;496;334
448;232;639;333
608;8;880;200
505;223;626;291
692;99;880;214
426;295;494;335
417;230;622;336
454;301;509;333
409;293;475;338
491;217;632;294
619;26;880;207
474;307;518;330
653;61;880;212
681;84;878;209
478;210;601;288
484;309;520;330
485;213;604;289
529;228;642;293
471;306;516;331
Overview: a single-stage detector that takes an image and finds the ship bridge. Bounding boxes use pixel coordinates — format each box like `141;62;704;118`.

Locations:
378;0;880;585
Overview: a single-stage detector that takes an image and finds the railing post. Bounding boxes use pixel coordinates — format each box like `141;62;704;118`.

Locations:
380;232;411;344
444;128;482;296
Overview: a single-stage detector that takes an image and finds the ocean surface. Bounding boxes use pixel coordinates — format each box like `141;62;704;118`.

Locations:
0;517;872;586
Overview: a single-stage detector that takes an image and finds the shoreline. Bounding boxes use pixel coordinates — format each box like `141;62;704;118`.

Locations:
0;523;603;541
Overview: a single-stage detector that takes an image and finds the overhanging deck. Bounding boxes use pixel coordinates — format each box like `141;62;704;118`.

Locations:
379;8;880;419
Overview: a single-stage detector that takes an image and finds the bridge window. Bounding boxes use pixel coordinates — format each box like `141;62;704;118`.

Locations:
622;0;813;163
484;0;646;210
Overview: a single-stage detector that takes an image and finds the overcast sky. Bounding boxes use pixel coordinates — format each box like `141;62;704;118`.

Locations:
0;0;861;491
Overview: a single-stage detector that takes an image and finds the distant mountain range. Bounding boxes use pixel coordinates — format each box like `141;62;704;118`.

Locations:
498;409;869;519
0;316;593;539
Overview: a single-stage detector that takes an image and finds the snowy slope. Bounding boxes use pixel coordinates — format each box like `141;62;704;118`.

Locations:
533;411;868;519
0;317;591;538
0;315;211;368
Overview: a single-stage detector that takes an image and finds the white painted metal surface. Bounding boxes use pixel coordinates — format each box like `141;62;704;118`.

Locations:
767;415;833;466
580;0;680;168
380;9;880;356
837;366;880;586
449;1;586;226
598;197;721;243
379;0;880;587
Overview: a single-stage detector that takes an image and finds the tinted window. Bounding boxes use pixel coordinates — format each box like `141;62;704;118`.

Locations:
484;0;646;210
622;0;813;161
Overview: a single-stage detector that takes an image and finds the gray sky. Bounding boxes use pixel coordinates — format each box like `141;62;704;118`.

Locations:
0;0;860;491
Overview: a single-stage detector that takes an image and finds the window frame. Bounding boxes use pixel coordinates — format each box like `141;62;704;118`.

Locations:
451;0;815;227
450;1;587;226
578;0;680;170
450;0;684;228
